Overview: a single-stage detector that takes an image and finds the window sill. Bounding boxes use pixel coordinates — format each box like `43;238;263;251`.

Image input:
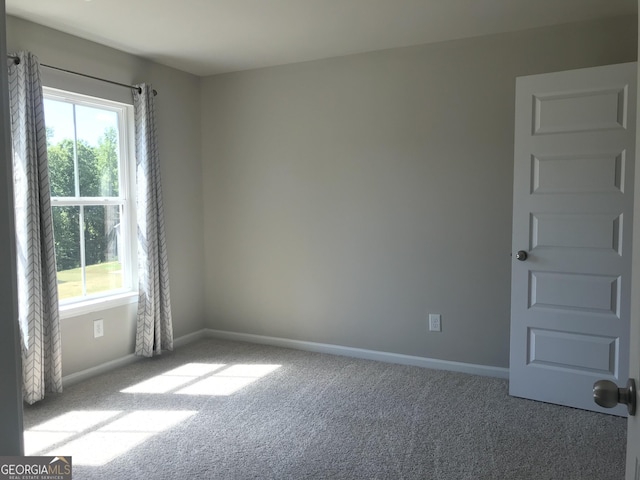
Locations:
59;291;138;319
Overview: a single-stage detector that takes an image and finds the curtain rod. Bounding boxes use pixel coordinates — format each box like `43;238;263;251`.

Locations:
7;54;157;96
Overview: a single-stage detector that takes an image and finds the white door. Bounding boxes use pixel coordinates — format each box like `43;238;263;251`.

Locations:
625;55;640;480
509;62;637;415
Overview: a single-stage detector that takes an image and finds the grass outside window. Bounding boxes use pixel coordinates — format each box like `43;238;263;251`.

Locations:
57;261;123;300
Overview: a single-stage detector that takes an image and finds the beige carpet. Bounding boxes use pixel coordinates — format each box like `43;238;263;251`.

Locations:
23;338;626;479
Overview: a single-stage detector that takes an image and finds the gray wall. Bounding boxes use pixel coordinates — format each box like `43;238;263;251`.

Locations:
0;0;24;455
201;15;638;368
6;16;206;376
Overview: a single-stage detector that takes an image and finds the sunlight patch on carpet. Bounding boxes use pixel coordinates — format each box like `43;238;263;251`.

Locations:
25;410;122;454
28;410;197;466
120;363;282;396
121;363;227;394
176;364;282;396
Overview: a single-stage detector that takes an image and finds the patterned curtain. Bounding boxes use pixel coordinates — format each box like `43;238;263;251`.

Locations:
8;52;62;404
133;84;174;357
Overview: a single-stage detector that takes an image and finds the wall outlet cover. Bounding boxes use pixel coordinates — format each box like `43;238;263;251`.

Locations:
94;319;104;338
429;314;441;332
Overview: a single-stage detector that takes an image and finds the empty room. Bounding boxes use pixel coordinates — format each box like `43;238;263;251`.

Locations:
1;1;640;478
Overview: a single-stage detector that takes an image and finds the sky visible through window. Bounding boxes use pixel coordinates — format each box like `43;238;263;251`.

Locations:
44;98;118;147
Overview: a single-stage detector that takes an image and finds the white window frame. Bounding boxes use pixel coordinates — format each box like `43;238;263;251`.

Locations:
43;87;138;316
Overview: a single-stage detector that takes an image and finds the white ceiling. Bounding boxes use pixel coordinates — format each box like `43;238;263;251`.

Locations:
6;0;637;77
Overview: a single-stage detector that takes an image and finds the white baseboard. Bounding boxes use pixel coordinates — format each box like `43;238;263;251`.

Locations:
205;329;509;379
173;329;209;348
62;353;140;388
61;328;211;387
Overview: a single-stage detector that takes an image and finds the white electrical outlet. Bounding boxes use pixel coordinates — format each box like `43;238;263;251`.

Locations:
93;319;104;338
428;314;441;332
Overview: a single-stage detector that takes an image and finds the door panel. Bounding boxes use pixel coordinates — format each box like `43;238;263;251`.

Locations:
529;271;620;314
531;212;622;251
533;86;628;134
531;153;624;194
528;328;618;375
510;62;636;415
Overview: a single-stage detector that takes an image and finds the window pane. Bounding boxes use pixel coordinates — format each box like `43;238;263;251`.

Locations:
53;206;81;300
84;205;123;294
75;105;120;197
44;99;76;197
44;88;133;305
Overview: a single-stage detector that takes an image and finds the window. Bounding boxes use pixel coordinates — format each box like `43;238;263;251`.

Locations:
43;88;136;307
